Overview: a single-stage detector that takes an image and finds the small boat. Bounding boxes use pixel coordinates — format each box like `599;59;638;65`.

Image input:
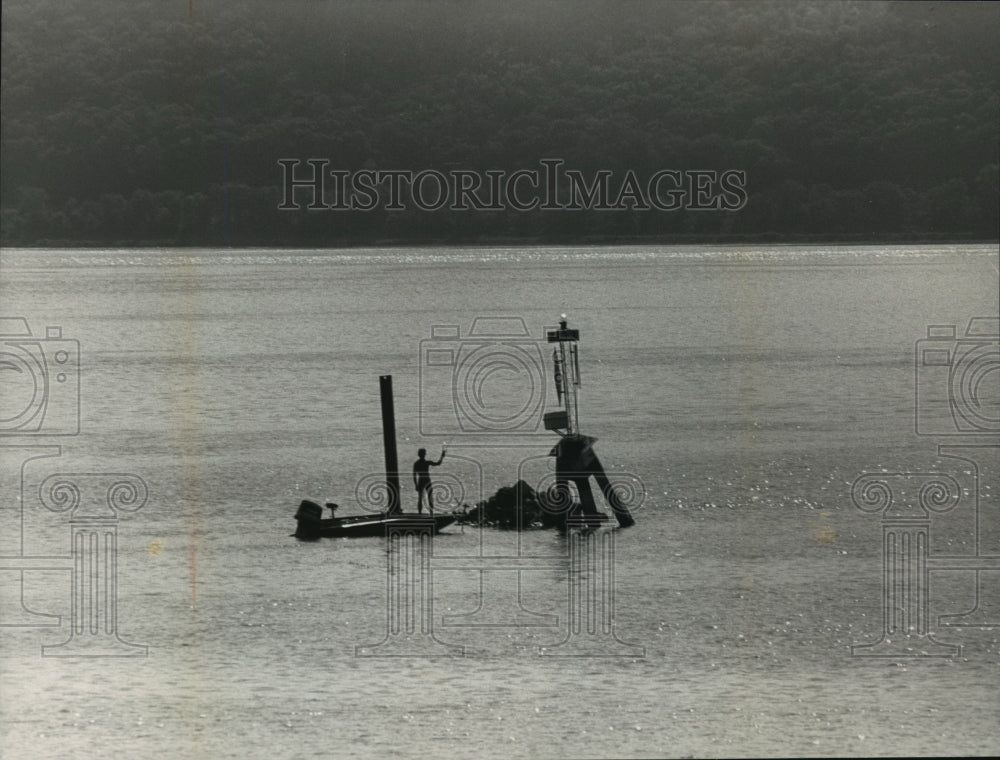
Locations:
293;500;456;540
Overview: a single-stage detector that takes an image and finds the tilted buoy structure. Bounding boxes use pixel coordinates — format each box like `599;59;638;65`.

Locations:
544;315;635;528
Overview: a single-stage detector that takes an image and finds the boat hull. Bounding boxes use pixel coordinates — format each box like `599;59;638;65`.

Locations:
295;512;456;540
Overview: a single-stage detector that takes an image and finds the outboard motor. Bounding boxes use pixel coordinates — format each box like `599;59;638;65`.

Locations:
295;500;324;521
294;499;324;539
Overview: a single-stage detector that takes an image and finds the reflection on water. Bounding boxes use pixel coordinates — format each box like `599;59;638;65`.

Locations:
1;244;998;759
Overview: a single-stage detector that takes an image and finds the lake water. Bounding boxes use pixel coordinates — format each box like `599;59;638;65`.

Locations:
1;244;998;759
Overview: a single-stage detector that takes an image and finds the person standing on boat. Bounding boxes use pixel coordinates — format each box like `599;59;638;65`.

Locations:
413;446;445;514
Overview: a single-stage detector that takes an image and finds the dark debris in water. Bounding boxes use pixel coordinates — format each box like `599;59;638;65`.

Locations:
455;480;587;530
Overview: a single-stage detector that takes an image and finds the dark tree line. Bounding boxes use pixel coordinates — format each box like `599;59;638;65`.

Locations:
2;0;997;246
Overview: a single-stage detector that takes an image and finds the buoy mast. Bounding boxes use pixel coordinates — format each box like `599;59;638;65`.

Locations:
544;314;581;434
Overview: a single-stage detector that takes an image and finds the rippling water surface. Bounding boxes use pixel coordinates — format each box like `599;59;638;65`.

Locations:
1;244;998;759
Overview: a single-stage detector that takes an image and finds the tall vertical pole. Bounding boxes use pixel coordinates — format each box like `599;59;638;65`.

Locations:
379;375;400;515
568;342;580;434
558;340;573;434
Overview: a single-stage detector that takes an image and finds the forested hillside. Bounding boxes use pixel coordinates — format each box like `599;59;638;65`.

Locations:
2;0;997;246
